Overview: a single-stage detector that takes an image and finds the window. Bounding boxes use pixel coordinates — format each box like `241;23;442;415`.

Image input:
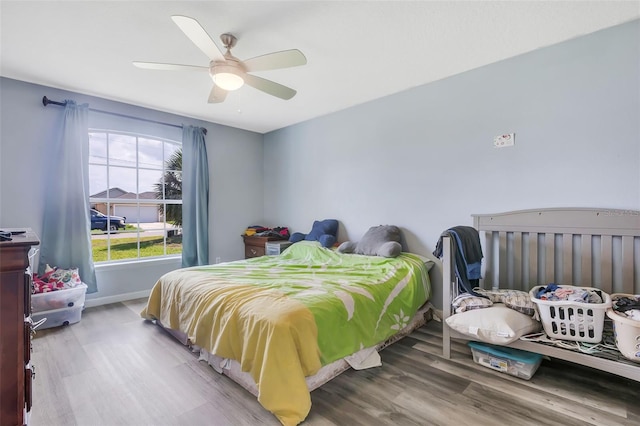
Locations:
88;130;182;262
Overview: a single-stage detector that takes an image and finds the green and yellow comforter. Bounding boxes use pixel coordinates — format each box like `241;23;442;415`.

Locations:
141;241;431;425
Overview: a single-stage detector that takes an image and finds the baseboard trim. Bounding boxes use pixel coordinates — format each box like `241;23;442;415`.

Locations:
85;290;151;308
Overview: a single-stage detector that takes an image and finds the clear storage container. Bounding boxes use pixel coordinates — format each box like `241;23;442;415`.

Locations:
468;341;543;380
266;241;293;255
31;283;87;312
32;305;83;330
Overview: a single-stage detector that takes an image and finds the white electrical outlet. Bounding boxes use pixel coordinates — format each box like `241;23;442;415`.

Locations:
494;133;515;148
215;257;221;264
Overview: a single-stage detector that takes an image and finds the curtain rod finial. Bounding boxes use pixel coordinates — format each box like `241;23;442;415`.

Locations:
42;96;67;107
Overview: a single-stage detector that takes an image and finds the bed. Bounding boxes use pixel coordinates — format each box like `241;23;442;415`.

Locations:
141;241;433;425
441;207;640;381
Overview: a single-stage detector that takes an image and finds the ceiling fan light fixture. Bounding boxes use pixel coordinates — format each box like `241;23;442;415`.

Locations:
213;72;244;91
136;17;305;102
211;63;244;91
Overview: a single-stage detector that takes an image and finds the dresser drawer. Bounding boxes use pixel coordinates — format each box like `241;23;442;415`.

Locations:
245;244;265;258
243;235;285;259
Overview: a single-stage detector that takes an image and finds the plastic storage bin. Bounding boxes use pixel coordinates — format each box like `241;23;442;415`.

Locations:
606;294;640;362
468;341;543;380
266;240;293;255
32;305;83;330
530;285;611;343
31;283;87;312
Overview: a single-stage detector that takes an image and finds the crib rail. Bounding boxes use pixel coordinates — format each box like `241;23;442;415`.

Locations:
442;207;640;370
474;208;640;295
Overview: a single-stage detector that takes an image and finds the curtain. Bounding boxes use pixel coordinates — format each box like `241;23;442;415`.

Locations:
38;100;97;292
181;125;209;267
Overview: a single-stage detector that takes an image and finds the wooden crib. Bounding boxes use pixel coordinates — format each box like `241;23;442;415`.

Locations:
442;207;640;381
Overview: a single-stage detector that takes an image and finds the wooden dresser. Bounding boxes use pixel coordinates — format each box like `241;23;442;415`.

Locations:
242;235;286;259
0;230;39;426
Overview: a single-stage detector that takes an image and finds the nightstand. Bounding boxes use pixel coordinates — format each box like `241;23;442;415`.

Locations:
242;235;286;259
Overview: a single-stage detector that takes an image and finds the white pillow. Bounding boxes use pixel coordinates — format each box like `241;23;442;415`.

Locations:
445;304;541;345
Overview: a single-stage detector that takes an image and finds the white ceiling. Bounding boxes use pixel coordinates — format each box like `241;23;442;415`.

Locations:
2;1;638;134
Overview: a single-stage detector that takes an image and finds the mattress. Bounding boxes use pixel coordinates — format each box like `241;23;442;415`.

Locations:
158;302;432;395
141;241;431;425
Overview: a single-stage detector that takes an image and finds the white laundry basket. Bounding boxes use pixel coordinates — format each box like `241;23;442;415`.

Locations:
606;294;640;362
530;285;611;343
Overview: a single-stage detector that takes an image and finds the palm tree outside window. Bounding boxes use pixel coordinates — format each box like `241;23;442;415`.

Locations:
88;130;182;262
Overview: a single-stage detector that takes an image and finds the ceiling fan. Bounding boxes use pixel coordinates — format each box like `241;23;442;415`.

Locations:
133;15;307;103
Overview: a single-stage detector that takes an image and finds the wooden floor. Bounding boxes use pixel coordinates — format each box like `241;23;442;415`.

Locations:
31;299;640;426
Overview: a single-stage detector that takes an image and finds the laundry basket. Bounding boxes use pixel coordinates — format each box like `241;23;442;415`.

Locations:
529;285;611;343
606;294;640;362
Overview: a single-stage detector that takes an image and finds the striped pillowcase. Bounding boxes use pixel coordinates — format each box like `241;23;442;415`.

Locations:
474;288;538;318
452;293;493;314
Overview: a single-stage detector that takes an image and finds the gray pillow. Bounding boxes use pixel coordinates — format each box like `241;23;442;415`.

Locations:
337;241;357;253
355;225;402;258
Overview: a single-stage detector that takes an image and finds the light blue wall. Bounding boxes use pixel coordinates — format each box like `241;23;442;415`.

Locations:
0;77;264;305
263;20;640;307
2;21;638;308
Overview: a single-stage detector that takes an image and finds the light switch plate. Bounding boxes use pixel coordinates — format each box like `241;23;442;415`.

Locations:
494;133;515;148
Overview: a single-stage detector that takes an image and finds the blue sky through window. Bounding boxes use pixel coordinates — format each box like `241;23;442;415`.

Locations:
89;131;180;196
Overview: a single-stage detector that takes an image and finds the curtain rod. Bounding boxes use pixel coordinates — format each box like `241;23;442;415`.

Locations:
42;96;206;135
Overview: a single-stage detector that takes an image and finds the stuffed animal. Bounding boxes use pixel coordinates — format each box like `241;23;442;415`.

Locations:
337;225;402;258
289;219;339;248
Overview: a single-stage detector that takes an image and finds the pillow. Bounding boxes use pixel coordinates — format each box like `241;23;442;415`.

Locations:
474;288;538;318
337;241;357;253
305;219;338;241
355;225;402;258
503;293;538;318
452;293;493;314
290;219;339;248
412;254;436;271
445;304;541;345
375;241;402;258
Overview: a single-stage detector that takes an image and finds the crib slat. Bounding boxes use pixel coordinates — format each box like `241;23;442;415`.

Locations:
581;235;592;287
499;232;507;288
622;236;634;294
545;233;555;284
442;236;453;359
484;232;493;290
601;235;613;294
529;233;539;285
513;232;522;288
562;233;573;285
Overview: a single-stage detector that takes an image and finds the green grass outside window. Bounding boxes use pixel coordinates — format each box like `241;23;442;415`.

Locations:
92;236;182;262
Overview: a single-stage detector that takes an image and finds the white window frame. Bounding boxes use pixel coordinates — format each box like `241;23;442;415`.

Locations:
88;129;182;264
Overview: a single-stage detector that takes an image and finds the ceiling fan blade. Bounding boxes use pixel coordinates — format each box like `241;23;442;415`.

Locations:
243;74;297;100
208;85;227;103
171;15;225;61
133;61;208;72
243;49;307;72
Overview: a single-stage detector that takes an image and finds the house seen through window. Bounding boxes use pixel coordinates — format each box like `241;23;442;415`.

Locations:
89;131;182;262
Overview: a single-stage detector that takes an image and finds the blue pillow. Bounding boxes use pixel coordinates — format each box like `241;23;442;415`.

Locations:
289;219;338;248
